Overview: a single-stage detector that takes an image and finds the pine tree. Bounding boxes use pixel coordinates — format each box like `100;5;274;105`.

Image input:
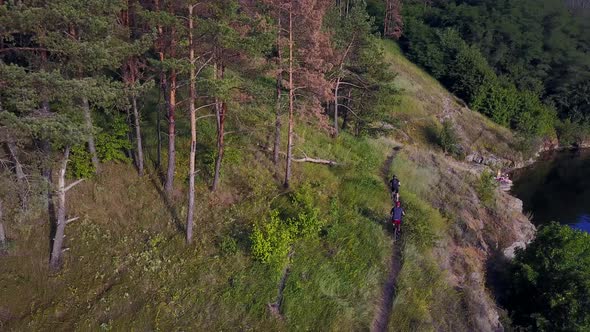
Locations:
384;0;403;39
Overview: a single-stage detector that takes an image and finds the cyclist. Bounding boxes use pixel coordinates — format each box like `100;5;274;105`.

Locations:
389;175;401;201
390;200;405;236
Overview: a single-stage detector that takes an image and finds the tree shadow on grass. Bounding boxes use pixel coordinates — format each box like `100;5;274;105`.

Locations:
147;173;184;234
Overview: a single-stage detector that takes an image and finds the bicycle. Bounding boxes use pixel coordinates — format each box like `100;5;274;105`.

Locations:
392;219;402;241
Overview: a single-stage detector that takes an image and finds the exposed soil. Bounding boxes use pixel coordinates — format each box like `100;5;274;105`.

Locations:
371;242;402;332
371;146;403;332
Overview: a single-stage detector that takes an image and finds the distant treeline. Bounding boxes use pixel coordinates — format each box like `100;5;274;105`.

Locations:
375;0;590;145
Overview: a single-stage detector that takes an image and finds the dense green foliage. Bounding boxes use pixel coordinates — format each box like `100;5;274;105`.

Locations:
399;0;589;141
506;223;590;331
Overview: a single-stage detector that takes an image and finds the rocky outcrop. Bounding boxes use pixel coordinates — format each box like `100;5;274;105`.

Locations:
465;152;515;169
406;148;536;331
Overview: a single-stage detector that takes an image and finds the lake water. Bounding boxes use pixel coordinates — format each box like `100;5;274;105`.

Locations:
511;149;590;232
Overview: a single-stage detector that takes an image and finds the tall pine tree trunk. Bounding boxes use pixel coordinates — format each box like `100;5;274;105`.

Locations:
157;79;165;170
50;146;70;270
165;70;177;194
284;4;294;188
82;98;100;172
186;4;196;244
131;95;144;176
273;14;282;166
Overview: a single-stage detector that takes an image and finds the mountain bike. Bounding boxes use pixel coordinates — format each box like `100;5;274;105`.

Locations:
392;220;401;241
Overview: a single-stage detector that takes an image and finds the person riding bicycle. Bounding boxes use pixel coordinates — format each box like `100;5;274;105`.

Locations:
390;200;405;235
389;175;401;201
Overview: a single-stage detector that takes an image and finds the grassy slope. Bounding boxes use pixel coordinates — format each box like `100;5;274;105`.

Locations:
0;40;520;331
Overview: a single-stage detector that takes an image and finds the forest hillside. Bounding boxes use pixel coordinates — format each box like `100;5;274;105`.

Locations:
1;0;589;331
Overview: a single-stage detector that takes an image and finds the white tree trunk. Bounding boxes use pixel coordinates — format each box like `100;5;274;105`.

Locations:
131;95;144;176
284;3;294;188
50;146;70;270
186;4;196;244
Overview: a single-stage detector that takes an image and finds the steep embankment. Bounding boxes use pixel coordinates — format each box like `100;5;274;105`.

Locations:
381;40;535;331
0;40;533;331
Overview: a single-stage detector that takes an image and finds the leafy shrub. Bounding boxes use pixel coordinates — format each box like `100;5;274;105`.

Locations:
556;119;590;147
251;185;325;264
514;133;542;160
472;78;519;127
513;91;557;138
289;184;325;238
96;115;131;163
438;120;461;156
250;210;294;264
448;45;495;104
68;144;95;178
476;170;496;207
506;223;590;331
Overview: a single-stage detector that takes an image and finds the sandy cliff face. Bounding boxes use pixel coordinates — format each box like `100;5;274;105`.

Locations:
402;146;535;331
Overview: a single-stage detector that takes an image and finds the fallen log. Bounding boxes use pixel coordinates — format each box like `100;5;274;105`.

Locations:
257;144;341;166
292;156;339;166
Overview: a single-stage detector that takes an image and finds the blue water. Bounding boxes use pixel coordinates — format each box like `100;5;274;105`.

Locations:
572;215;590;233
511;149;590;233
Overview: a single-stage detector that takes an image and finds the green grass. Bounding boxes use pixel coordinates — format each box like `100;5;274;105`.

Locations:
1;37;520;331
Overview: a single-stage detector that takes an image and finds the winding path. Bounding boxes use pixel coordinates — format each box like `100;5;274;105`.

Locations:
371;146;403;332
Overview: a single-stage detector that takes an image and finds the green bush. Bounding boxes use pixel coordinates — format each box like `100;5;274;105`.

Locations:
556;119;590;147
506;223;590;331
96;115;132;163
438;120;461;156
448;45;495;103
250;210;294;264
476;170;496;207
289;184;325;238
514;91;557;138
472;78;519;127
250;184;325;265
68;144;95;178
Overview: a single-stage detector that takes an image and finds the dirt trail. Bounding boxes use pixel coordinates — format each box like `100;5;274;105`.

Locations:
371;146;403;332
371;244;402;332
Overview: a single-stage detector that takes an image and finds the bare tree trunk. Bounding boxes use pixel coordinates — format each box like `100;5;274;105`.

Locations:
82;98;100;172
50;146;70;270
131;95;144;176
333;38;354;137
273;14;283;166
284;4;294;188
0;200;6;247
157;83;164;169
164;69;177;194
6;141;25;181
6;140;27;207
186;4;197;244
155;0;165;171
